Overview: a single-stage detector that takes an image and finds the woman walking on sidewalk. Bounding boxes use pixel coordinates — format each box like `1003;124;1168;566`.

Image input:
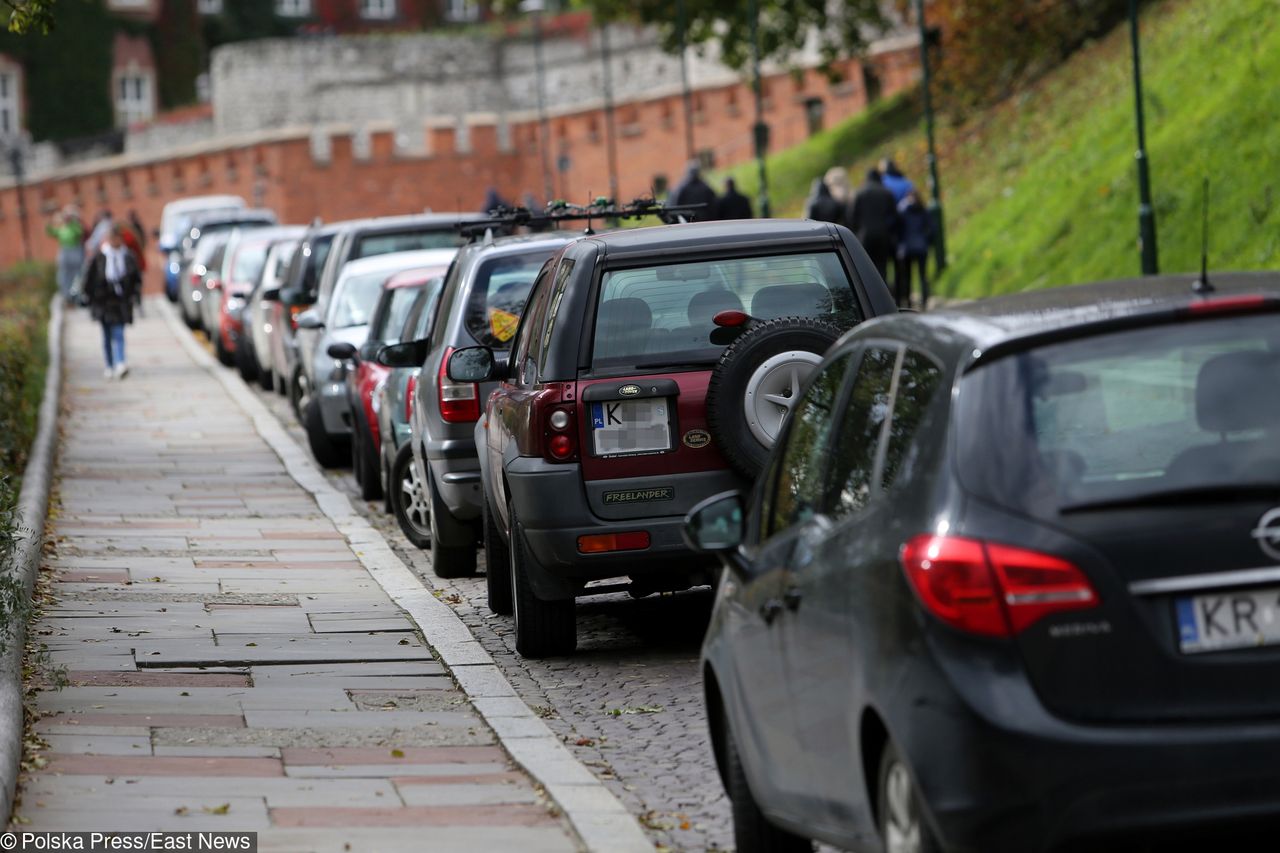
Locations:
84;225;141;379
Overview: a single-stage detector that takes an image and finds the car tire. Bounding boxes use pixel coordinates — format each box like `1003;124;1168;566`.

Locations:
215;332;235;367
257;359;274;392
381;452;393;514
390;443;431;550
878;742;942;853
507;502;575;658
289;367;309;421
236;339;259;383
354;412;382;502
724;708;812;853
483;495;512;616
303;398;347;469
707;316;843;478
428;470;477;578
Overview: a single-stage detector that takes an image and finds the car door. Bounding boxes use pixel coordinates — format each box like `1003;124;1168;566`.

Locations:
778;344;945;837
730;351;857;819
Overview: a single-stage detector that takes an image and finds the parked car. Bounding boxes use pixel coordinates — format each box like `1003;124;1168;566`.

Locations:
181;232;232;330
238;230;305;387
685;273;1280;852
390;232;585;580
296;249;458;468
203;225;296;365
157;195;245;302
179;209;277;327
337;264;451;503
375;274;448;544
274;222;345;409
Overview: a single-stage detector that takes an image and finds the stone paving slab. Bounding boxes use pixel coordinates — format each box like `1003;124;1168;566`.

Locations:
11;305;580;850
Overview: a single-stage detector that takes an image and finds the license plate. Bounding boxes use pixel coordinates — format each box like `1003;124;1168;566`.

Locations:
1176;587;1280;653
590;398;671;456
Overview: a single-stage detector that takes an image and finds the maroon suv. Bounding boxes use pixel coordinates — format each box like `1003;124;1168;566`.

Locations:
451;220;898;656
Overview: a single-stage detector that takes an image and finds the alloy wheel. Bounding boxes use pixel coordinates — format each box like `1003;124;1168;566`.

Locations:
398;457;431;535
884;760;923;853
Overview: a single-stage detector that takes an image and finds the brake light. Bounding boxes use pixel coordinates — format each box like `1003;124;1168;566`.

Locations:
900;535;1098;637
578;531;650;553
536;398;577;464
405;374;418;422
713;310;751;327
288;304;305;332
1184;294;1270;316
437;347;479;423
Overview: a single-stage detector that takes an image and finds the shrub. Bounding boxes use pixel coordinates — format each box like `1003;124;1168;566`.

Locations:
0;263;56;484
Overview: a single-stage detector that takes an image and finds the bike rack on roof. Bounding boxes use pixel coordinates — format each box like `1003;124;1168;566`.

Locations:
456;197;707;242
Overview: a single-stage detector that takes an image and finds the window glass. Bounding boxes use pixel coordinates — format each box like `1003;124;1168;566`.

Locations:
371;286;421;345
829;346;898;519
406;277;445;340
768;353;853;536
464;250;556;348
330;271;389;329
353;229;462;260
538;259;574;373
957;315;1280;517
880;350;943;492
230;241;269;286
512;263;554;386
593;251;857;370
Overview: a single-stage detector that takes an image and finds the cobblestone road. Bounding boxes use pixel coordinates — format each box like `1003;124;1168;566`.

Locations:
246;381;734;852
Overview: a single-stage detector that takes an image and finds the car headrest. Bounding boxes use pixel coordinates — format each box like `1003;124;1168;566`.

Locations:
751;282;831;320
597;297;652;334
688;289;743;326
1197;350;1280;432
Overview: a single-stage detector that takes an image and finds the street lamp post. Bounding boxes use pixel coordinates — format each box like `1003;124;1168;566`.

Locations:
748;0;770;218
521;0;555;205
914;0;946;274
677;0;695;163
600;23;620;204
1128;0;1159;275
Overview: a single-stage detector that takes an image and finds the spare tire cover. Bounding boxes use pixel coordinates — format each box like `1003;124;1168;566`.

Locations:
706;316;844;478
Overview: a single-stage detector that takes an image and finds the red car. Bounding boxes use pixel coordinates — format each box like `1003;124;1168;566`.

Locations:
339;265;452;502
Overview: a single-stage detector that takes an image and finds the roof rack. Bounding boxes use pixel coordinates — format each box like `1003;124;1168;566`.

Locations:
456;197;706;241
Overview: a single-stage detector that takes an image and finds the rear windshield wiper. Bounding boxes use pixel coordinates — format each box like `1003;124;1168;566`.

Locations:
1059;484;1280;514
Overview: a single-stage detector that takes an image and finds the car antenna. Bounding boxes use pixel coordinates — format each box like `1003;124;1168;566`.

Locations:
1192;177;1214;294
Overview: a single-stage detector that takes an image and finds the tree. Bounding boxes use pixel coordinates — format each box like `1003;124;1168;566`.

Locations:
496;0;894;74
3;0;56;34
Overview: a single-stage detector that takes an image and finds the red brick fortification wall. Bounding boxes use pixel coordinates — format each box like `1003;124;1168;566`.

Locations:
0;47;918;294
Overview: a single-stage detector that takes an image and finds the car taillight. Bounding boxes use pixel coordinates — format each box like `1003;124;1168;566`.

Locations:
578;531;649;553
538;398;577;463
288;304;305;332
900;535;1098;637
437;347;479;423
405;374;418;422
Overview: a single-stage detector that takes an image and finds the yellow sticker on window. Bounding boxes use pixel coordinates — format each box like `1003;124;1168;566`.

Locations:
489;308;519;343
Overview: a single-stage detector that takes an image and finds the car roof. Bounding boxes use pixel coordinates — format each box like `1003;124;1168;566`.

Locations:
191;209;276;227
577;218;841;261
460;229;583;259
228;224;306;244
164;195;245;214
860;272;1280;362
385;265;451;289
336;248;459;282
339;212;479;237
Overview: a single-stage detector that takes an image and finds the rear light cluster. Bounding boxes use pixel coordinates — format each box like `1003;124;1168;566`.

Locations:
578;531;649;554
900;535;1098;637
405;374;418;423
534;391;578;463
437;347;480;423
288;304;305;332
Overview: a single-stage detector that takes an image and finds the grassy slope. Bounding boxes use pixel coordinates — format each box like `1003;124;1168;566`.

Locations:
719;0;1280;299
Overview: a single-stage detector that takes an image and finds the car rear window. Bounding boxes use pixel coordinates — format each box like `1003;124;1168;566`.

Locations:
591;251;858;369
372;286;422;344
464;251;555;348
354;229;462;259
230;241;270;286
330;271;390;329
956;313;1280;517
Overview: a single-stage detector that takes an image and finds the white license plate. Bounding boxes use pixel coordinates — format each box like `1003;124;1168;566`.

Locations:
1177;587;1280;653
589;398;671;456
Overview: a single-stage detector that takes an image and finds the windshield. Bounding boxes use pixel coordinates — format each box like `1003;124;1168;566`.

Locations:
591;251;858;369
230;241;270;286
354;229;463;259
956;313;1280;517
465;251;554;348
330;270;390;329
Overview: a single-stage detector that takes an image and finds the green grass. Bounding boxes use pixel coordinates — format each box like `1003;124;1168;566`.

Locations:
722;0;1280;299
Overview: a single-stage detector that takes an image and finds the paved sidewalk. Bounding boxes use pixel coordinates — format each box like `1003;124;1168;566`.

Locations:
11;306;581;852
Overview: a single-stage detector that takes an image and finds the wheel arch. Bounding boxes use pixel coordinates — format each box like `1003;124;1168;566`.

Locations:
703;661;729;789
860;705;890;828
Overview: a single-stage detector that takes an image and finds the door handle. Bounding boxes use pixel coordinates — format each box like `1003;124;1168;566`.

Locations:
759;599;784;625
783;586;802;611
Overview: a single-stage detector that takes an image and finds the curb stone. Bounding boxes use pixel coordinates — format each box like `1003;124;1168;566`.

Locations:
159;300;653;853
0;297;64;820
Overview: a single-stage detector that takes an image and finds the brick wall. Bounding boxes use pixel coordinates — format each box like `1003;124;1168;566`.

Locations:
0;45;918;294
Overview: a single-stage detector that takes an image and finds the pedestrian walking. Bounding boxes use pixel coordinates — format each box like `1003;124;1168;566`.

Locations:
847;169;900;282
878;158;915;203
824;166;853;206
803;177;844;225
128;210;148;252
717;177;754;220
84;225;141;380
668;160;718;220
896;190;934;309
84;209;114;257
46;205;84;303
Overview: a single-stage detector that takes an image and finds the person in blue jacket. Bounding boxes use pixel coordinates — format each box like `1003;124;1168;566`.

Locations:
896;190;934;309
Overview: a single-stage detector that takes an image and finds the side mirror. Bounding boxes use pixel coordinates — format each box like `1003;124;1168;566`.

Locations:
327;342;358;361
358;340;381;362
261;287;280;302
683;491;749;572
447;347;496;383
377;339;428;368
296;309;323;330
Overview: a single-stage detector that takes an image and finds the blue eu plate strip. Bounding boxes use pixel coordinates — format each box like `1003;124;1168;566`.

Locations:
1176;597;1199;645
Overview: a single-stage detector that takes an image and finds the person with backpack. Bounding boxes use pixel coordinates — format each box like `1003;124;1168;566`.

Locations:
84;225;142;380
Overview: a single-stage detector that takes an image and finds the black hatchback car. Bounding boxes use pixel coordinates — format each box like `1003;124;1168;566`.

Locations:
686;272;1280;852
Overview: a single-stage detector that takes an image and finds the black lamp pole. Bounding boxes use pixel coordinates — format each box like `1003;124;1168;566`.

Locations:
748;0;770;218
600;23;620;203
1128;0;1159;275
677;0;695;163
914;0;945;273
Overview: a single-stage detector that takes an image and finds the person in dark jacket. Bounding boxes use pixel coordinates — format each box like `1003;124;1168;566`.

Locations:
847;169;900;281
668;161;718;220
717;178;753;220
84;225;142;380
803;177;844;225
896;190;934;309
